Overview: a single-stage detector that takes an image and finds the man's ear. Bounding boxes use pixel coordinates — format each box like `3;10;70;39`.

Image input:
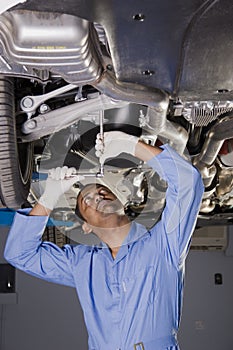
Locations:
82;222;93;234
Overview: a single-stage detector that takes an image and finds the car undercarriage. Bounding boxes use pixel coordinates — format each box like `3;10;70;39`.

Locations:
0;0;233;230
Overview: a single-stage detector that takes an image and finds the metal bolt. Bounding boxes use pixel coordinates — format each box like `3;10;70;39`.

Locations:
21;97;34;109
39;103;50;114
26;119;37;129
133;13;145;21
142;69;155;76
106;64;113;71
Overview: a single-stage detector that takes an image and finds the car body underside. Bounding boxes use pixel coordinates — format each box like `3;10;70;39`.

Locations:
0;0;233;228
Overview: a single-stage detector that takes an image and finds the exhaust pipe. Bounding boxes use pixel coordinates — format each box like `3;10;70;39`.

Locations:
95;71;189;155
193;113;233;187
142;106;189;155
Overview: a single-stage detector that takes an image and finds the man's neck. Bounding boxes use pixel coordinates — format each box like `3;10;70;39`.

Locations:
94;216;131;258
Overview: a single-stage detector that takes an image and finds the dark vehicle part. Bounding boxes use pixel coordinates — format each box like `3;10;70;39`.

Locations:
0;76;33;208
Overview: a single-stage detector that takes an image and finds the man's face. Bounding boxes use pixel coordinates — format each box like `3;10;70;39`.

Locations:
77;184;124;227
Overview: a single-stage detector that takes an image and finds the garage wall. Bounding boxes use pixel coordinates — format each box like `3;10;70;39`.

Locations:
179;227;233;350
0;225;233;350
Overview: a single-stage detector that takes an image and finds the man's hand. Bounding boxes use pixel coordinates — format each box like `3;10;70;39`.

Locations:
95;131;139;164
38;166;83;211
95;130;163;164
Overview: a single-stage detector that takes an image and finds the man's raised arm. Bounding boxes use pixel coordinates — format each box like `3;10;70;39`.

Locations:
96;131;204;264
4;167;83;286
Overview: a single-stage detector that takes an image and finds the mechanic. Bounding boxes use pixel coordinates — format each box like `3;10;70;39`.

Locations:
4;131;204;350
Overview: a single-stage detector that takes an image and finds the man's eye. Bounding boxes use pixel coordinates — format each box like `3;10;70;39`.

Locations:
99;189;109;195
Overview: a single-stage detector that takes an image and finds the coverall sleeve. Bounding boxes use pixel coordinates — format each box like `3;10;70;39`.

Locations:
147;144;204;265
4;209;77;287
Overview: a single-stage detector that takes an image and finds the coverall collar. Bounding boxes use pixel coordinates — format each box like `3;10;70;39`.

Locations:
99;221;149;264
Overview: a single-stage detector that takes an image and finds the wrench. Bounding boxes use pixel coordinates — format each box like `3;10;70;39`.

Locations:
20;84;77;116
97;110;105;177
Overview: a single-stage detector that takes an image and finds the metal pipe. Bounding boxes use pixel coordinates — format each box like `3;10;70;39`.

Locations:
141;106;189;155
94;72;189;155
94;70;169;109
195;113;233;166
193;113;233;187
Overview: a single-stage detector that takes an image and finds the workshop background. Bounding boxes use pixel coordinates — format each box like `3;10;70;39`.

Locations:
0;223;233;350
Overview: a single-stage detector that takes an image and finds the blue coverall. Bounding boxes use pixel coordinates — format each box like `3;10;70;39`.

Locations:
4;144;204;350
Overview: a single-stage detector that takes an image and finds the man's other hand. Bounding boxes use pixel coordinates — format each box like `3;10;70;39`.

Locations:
38;166;83;211
95;131;139;164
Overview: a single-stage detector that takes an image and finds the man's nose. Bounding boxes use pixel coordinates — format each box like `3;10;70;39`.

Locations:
94;193;104;203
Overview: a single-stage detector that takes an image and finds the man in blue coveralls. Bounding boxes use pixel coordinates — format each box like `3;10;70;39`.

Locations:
4;131;204;350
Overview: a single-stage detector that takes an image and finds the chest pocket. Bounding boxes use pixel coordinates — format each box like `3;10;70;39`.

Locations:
121;266;157;311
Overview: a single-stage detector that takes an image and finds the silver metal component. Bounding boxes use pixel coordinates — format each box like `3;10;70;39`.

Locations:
200;158;233;211
200;197;216;214
94;23;108;46
98;110;104;177
194;114;233;165
94;70;169;109
0;55;12;70
20;84;77;115
2;6;233;219
0;52;49;80
21;97;33;109
81;111;108;124
193;113;233;187
73;110;105;178
25;119;37;130
94;70;174;169
39;103;50;114
21;94;129;140
194;162;217;188
138;109;149;127
0;10;102;84
78;172;104;178
39;169;104;179
143;106;189;155
214;158;233;206
0;0;27;15
174;100;233;126
74;87;86;102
